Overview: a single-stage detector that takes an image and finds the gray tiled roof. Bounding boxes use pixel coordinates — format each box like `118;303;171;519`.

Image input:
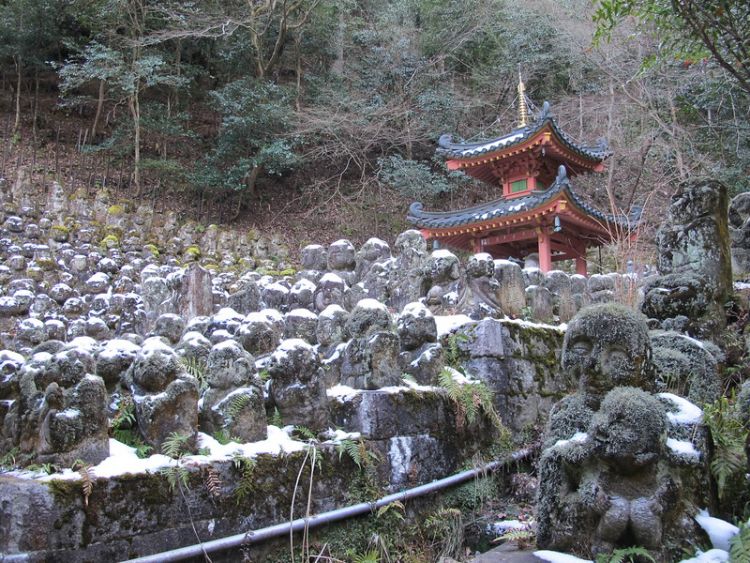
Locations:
436;102;611;162
407;165;640;230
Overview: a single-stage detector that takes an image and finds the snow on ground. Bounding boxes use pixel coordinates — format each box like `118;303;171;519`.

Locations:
327;384;359;401
667;438;701;461
534;551;592;563
28;425;307;482
434;314;473;336
501;317;567;332
679;549;730;562
695;510;739;551
659;393;703;425
489;519;529;534
552;432;588;449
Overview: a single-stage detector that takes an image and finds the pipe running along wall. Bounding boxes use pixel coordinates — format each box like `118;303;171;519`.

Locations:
122;446;535;563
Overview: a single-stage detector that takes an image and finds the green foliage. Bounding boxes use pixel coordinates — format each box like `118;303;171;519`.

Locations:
192;78;298;196
496;528;535;549
161;432;194;460
444;332;469;371
337;438;381;501
180;357;207;391
376;155;466;200
231;454;256;505
110;396;152;459
595;546;656;563
703;395;748;503
160;465;191;493
226;393;252;421
212;430;238;446
730;520;750;563
0;447;20;471
425;507;464;559
438;368;503;430
292;425;318;441
270;407;284;427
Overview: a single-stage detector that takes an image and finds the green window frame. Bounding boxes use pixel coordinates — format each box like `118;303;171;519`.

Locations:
510;178;528;193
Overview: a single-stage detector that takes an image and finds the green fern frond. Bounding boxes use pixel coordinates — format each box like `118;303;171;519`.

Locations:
161;432;193;459
596;546;656;563
226;393;252;420
293;425;318;441
351;549;379;563
160;465;190;493
270;407;284;427
730;521;750;562
231;454;256;505
180;356;208;390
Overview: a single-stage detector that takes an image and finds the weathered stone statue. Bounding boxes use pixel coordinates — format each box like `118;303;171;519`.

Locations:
199;340;266;442
129;337;199;451
642;179;732;338
537;304;709;561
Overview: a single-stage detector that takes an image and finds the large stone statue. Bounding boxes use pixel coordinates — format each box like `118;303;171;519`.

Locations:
642;179;732;338
537;304;710;561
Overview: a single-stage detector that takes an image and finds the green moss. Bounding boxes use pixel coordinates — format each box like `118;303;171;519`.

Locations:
107;204;125;216
99;234;120;250
185;246;201;260
51;224;70;235
143;244;160;257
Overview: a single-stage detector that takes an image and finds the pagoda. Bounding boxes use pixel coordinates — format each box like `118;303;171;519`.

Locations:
407;76;639;275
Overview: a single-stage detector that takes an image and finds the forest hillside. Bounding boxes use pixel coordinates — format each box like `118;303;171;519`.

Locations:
0;0;748;259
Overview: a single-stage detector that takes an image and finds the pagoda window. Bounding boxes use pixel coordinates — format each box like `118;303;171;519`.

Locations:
510;179;528;193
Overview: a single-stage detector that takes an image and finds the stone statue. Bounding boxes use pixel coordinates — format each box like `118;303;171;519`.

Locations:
537;304;710;561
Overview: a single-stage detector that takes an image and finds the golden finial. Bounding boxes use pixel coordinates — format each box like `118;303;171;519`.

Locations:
518;65;528;128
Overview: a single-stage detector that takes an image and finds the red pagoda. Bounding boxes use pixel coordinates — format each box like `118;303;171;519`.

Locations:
407;77;639;275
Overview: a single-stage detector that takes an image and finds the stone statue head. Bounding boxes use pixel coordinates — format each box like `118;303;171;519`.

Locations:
589;387;666;471
429;250;460;284
562;304;652;401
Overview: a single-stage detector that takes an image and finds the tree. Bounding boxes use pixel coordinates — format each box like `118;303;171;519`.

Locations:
593;0;750;95
192;78;298;219
57;0;188;193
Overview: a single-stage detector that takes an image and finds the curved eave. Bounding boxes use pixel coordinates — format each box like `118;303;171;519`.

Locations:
407;168;640;236
437;117;611;172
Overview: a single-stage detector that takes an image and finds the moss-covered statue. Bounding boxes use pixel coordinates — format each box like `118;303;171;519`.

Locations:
536;304;711;561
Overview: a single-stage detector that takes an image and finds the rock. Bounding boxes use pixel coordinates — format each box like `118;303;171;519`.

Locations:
494;260;526;318
284;308;318;343
177;264;213;320
327;239;356;271
300;244;327;271
200;340;265;442
129;337;199;450
346;298;392;338
96;339;141;388
268;339;328;430
237;311;282;356
151;313;185;345
397;302;437;351
525;285;553;323
313;273;348;313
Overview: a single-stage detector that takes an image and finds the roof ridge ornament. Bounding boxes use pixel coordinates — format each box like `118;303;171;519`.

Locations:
518;66;529;128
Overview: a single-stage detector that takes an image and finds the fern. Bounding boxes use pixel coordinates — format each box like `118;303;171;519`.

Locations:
350;549;379;563
704;395;748;501
110;396;136;431
496;529;535;549
213;429;239;445
71;459;95;507
444;333;469;370
232;454;256;505
160;465;190;493
376;500;405;521
438;368;504;430
180;356;208;391
161;432;193;459
204;466;222;499
0;447;19;471
293;425;318;441
270;407;283;427
595;546;656;563
226;393;252;420
730;521;750;563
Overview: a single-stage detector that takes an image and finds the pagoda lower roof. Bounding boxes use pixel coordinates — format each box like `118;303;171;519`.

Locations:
436;102;611;166
407;165;640;230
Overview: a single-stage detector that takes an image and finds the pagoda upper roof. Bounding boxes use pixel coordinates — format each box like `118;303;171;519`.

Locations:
436;101;611;165
407;165;640;230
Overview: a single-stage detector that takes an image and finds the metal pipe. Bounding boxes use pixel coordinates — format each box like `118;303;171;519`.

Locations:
121;446;535;563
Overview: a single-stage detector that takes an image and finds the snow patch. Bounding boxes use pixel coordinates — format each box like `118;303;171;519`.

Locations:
695;509;739;551
659;393;703;425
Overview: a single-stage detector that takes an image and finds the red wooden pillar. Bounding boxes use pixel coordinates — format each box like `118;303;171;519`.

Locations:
574;240;587;276
575;256;587;276
537;228;552;272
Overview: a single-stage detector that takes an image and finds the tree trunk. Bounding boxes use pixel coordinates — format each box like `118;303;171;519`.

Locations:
13;57;22;135
245;165;261;200
92;80;105;139
32;70;39;143
332;9;345;76
129;89;141;195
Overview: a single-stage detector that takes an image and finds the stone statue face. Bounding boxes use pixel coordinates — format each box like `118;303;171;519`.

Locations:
430;251;460;284
589;387;666;470
562;304;652;397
